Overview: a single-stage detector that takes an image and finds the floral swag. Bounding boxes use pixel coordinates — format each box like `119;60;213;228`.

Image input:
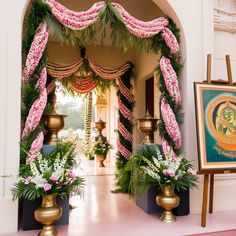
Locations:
22;0;182;181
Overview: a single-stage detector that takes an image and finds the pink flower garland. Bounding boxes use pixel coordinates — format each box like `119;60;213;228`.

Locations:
118;78;134;103
160;57;181;106
27;132;44;163
45;0;105;30
88;58;130;80
162;138;177;162
117;140;132;160
118;97;133;121
23;22;49;84
160;99;182;149
118;121;133;143
161;27;179;54
21;89;47;140
36;68;47;93
111;3;168;38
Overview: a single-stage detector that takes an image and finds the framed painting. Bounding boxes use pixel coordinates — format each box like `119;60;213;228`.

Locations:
194;82;236;171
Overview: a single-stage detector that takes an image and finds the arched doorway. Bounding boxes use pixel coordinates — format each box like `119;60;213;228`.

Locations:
0;1;192;233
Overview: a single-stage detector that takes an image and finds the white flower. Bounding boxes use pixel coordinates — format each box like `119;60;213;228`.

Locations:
31;175;47;188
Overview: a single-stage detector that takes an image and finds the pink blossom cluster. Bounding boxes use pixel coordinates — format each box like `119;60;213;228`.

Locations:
88;58;130;80
160;57;181;106
23;22;49;84
160;99;182;149
111;3;168;38
118;121;133;143
66;169;77;179
118;97;133;121
161;138;177;162
187;168;197;175
26;132;44;163
162;169;175;177
36;68;47;93
24;176;32;185
117;140;132;159
118;78;134;103
161;27;179;54
43;183;52;191
45;0;105;30
21;89;47;140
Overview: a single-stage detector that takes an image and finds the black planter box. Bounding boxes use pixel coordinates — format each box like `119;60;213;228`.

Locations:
19;197;69;231
136;186;189;216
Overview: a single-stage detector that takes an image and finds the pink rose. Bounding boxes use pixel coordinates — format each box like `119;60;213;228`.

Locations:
24;176;32;185
168;171;175;177
66;169;77;179
162;169;168;175
50;175;58;181
43;183;52;191
187;168;197;175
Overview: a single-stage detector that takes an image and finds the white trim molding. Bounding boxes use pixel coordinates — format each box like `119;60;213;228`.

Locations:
214;0;236;33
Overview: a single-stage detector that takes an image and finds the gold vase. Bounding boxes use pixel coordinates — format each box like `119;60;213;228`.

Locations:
137;111;158;144
34;195;62;236
156;185;180;223
44;110;66;145
96;154;106;167
95;119;106;141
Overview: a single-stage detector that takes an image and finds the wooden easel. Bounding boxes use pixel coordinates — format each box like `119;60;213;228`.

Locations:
199;54;236;227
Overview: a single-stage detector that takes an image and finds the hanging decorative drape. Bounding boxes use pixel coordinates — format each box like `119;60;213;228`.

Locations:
117;67;134;162
46;58;131;94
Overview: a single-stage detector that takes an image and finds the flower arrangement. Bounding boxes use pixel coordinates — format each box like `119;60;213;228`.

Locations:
118;145;197;196
92;141;112;156
12;141;84;201
141;147;197;191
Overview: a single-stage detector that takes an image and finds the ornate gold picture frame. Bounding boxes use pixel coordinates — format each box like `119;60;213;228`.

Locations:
194;82;236;171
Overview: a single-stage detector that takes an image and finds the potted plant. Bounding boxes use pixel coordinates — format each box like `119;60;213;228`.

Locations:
12;140;85;236
141;147;197;223
92;141;113;167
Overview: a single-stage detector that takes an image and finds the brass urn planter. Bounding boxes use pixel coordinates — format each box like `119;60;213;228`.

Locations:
96;154;106;167
156;185;180;223
95;119;106;142
34;195;62;236
44;110;67;145
137;111;158;144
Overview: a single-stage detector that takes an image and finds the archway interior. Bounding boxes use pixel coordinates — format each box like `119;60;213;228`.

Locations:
21;0;182;192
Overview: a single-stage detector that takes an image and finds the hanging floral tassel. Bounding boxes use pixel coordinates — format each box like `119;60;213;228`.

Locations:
84;92;93;146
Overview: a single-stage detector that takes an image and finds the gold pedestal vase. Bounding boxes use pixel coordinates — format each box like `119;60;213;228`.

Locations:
156;185;180;223
34;195;62;236
43;110;66;145
96;154;106;167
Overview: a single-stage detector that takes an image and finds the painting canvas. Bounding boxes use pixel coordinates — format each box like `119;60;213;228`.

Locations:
194;82;236;170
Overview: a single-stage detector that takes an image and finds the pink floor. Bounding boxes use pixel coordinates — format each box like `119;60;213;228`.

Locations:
1;159;236;236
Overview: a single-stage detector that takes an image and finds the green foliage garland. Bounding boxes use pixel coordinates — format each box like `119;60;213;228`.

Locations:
22;1;183;195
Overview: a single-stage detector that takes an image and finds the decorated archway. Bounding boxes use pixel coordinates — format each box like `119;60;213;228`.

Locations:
21;0;182;190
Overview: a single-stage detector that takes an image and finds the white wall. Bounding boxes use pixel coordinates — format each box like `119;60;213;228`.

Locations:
0;0;27;233
2;0;236;233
